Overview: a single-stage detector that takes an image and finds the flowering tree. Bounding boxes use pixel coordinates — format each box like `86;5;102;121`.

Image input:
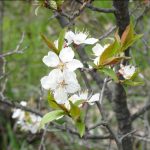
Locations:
39;20;143;150
1;0;150;150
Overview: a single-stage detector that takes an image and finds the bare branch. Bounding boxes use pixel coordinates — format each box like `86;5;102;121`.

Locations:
99;26;116;41
131;102;150;122
0;33;28;58
0;98;43;117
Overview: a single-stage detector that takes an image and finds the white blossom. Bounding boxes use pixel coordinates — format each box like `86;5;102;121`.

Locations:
41;69;81;104
28;114;41;134
17;114;41;134
12;101;27;120
92;43;109;65
42;47;83;72
65;91;100;110
65;30;98;45
12;101;41;134
119;64;136;79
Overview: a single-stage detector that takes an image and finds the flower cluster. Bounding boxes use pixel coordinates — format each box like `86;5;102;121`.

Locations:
40;26;143;136
41;30;98;105
12;101;41;134
41;29;140;106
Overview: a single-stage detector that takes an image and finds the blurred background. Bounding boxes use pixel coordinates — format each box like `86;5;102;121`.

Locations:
0;0;150;150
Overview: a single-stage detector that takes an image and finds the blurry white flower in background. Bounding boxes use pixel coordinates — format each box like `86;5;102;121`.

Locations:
92;43;109;65
65;30;98;45
42;47;83;72
119;64;136;79
12;101;27;121
41;69;81;104
12;101;41;134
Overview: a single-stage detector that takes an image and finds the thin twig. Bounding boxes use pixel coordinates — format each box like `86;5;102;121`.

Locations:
76;0;116;13
0;98;43;117
38;124;48;150
0;33;28;58
120;130;136;141
99;26;116;41
131;101;150;122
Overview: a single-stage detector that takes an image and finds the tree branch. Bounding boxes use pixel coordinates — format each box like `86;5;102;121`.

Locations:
0;98;43;117
76;0;116;13
111;1;133;149
131;102;150;122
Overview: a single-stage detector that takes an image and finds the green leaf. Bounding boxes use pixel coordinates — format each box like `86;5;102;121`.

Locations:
55;118;65;125
56;0;64;8
35;6;41;16
47;92;70;114
99;38;120;65
100;67;119;82
58;28;67;52
123;80;144;86
74;100;85;106
41;34;58;54
121;34;143;51
130;69;140;80
120;22;143;51
121;22;134;45
69;101;80;120
75;122;85;137
40;110;65;128
100;56;130;66
47;92;60;110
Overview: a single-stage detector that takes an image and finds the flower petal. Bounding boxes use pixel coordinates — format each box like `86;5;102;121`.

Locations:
73;33;87;45
40;75;52;90
43;51;60;67
63;70;80;93
30;125;39;134
92;43;104;56
54;40;58;49
89;93;100;105
69;94;80;102
63;70;77;82
66;82;80;93
119;65;136;79
59;47;74;63
54;87;68;104
66;59;83;71
94;56;100;66
20;101;27;106
41;69;62;90
80;91;88;100
65;31;75;45
84;38;98;45
64;100;71;110
48;69;63;84
12;109;21;118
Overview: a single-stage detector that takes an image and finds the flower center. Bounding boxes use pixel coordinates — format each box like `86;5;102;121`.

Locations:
58;61;66;70
59;80;68;88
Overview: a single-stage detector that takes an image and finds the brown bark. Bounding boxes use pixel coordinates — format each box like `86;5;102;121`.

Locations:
111;0;133;150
